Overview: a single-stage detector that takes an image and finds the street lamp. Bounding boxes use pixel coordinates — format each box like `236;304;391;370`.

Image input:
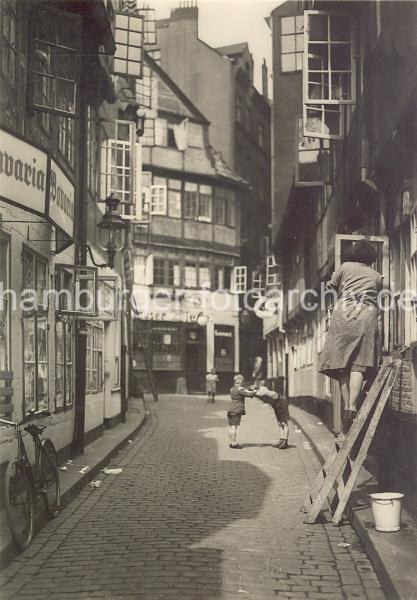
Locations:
97;193;127;269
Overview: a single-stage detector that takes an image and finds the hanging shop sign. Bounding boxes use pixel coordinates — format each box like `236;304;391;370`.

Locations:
0;128;74;246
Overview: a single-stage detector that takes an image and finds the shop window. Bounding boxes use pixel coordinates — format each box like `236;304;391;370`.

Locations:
113;12;143;78
31;6;81;117
302;11;355;140
86;323;104;393
199;265;211;289
55;319;73;409
231;266;247;294
0;237;9;371
214;325;234;372
152;324;181;371
21;248;49;414
281;15;304;73
185;264;197;289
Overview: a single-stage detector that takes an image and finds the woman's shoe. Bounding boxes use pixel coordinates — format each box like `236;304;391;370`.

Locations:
229;443;242;449
275;438;288;449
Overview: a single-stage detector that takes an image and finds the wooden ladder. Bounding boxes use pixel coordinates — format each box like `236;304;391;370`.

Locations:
301;357;401;526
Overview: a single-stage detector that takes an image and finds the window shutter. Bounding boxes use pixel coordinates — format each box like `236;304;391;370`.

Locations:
231;266;247;294
113;12;144;78
150;185;167;215
145;255;154;285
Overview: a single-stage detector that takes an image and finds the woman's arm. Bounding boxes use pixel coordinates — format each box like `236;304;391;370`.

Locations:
326;264;344;291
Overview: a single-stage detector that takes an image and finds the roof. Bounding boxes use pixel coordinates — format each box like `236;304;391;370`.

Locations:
209;146;249;188
216;42;249;57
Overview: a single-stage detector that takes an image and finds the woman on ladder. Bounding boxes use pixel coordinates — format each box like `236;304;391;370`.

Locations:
318;240;382;439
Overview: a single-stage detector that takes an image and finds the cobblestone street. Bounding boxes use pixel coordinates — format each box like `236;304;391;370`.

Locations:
1;396;385;600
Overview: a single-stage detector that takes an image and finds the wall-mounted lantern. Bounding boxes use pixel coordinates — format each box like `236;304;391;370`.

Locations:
96;193;127;269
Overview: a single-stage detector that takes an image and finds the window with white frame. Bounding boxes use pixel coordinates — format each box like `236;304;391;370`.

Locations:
113;12;144;78
31;7;81;117
55;319;73;409
303;10;355;140
137;7;157;46
281;15;304;73
231;266;247;294
185;264;197;288
266;255;282;287
86;323;104;393
167;179;181;218
101;120;136;209
199;265;211;289
150;184;167;215
184;183;198;219
252;271;264;298
198;185;212;222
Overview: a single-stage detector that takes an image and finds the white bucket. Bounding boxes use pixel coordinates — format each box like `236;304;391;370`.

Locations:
369;492;404;532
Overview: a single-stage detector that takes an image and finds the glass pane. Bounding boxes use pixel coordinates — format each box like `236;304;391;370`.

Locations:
295;15;304;33
37;318;48;362
24;365;36;412
115;44;127;59
114;58;127;74
129;31;142;47
324;105;341;136
308;73;329;100
115;14;129;30
127;61;139;76
331;15;350;41
168;190;181;218
305;106;323;135
296;52;304;71
331;44;351;71
56;364;64;409
296;33;304;52
56;322;64;364
37;363;48;409
331;73;351;101
282;53;296;72
23;318;35;362
282;35;296;54
308;43;328;71
36;260;47;303
309;14;328;42
22;250;34;291
281;16;295;35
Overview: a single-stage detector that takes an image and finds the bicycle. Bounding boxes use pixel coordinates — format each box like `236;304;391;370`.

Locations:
0;409;61;550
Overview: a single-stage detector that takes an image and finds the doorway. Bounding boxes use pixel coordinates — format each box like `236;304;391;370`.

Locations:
184;325;206;393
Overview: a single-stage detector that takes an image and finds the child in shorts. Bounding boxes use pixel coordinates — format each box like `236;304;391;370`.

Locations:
255;380;289;449
227;374;256;449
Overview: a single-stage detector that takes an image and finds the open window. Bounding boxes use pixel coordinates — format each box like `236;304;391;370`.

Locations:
30;6;81;118
251;271;264;298
231;266;247;294
295;116;329;185
266;255;282;289
97;276;119;321
113;12;144;78
55;264;98;318
303;10;355;140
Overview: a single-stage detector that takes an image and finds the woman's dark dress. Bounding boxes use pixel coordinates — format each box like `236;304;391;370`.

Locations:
318;261;382;380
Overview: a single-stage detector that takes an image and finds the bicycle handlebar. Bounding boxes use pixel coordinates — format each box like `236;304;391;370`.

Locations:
0;409;51;428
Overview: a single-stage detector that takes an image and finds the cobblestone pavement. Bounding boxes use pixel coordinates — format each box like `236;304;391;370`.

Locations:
1;395;385;600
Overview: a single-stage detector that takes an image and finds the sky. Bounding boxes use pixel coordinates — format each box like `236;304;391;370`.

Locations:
151;0;283;95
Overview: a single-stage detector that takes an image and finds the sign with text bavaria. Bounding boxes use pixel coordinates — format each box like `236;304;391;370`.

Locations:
0;128;48;215
0;128;74;244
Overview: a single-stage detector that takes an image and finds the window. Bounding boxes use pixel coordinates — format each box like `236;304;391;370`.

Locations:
199;265;211;289
137;7;157;46
231;266;247;294
152;324;181;371
302;11;355;140
214;325;234;372
198;185;212;222
296;116;329;185
281;15;304;72
101;120;136;208
216;266;225;290
31;7;81;117
0;238;9;371
185;264;197;288
410;212;417;342
168;179;181;218
150;184;167;215
87;107;100;194
55;319;73;409
266;255;282;288
113;12;144;78
214;195;226;225
225;195;235;227
252;271;264;298
58;117;75;168
1;0;17;84
136;63;152;110
184;183;198;219
86;323;104;393
153;258;165;286
21;249;48;414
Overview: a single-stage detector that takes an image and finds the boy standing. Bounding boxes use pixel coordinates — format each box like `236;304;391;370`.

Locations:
227;374;256;449
206;369;219;403
255;380;289;449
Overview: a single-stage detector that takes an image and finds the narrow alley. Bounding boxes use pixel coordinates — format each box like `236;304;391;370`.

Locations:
1;396;385;600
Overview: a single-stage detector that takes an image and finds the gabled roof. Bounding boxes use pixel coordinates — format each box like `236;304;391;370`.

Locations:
145;52;210;125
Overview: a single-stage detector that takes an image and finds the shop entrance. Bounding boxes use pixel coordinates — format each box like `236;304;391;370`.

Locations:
185;325;206;393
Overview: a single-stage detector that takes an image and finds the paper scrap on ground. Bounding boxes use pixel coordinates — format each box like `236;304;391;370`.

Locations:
89;480;102;488
294;428;302;433
59;466;67;471
103;467;123;475
337;542;351;548
79;466;89;474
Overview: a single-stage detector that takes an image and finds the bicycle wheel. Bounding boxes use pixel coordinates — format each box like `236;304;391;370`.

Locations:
40;440;60;518
4;459;34;550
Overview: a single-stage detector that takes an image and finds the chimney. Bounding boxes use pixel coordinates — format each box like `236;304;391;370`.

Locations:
171;1;199;28
262;58;269;100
